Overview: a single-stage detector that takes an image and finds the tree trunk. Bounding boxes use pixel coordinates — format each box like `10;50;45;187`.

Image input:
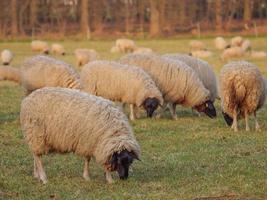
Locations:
80;0;90;39
149;0;160;37
30;0;37;28
92;0;104;34
243;0;251;22
215;0;223;32
11;0;18;36
138;0;144;34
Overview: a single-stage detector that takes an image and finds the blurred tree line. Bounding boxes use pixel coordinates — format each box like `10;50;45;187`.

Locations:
1;0;267;39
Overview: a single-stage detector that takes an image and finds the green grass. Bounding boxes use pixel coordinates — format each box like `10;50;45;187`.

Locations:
1;37;267;200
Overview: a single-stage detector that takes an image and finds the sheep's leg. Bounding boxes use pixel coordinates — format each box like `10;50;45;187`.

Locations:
254;112;261;131
105;170;114;184
231;106;238;132
33;159;39;178
168;103;177;120
33;154;47;184
155;102;167;119
129;104;136;121
245;110;250;131
83;157;91;181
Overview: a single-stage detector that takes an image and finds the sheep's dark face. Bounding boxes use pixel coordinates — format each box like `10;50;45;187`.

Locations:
62;52;66;56
109;150;138;180
43;50;49;55
222;111;233;126
194;100;216;118
143;97;160;118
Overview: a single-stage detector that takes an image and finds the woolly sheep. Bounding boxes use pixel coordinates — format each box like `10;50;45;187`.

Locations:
190;50;213;58
250;51;267;59
74;48;99;67
80;60;163;120
0;66;21;84
220;61;266;132
241;39;251;52
221;47;244;61
214;37;228;50
230;36;243;47
110;46;120;53
51;43;65;55
115;39;137;53
163;54;219;102
120;54;216;120
1;49;13;65
21;55;81;94
20;87;141;184
189;40;205;51
133;47;153;54
31;40;50;54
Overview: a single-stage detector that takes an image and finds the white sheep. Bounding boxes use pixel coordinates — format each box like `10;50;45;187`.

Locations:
241;39;251;52
31;40;50;54
221;47;244;61
214;37;228;50
0;66;21;84
20;87;141;184
220;61;266;132
1;49;13;65
115;39;137;53
190;50;213;58
189;40;205;51
120;54;216;120
51;43;65;55
80;60;163;120
74;48;99;67
250;51;267;59
21;55;81;94
133;47;153;54
110;46;120;53
230;36;243;47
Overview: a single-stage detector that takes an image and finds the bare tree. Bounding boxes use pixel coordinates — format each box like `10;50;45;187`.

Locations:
80;0;90;39
11;0;18;36
30;0;38;28
215;0;223;32
149;0;160;36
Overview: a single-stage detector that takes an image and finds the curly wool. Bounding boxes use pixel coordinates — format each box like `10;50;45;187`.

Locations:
21;55;81;93
0;66;21;84
163;54;218;102
81;60;163;107
220;61;266;118
20;87;141;165
120;54;210;107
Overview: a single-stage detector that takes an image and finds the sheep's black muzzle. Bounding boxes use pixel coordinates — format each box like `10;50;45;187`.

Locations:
118;165;129;180
222;111;233;126
204;101;217;118
143;97;160;118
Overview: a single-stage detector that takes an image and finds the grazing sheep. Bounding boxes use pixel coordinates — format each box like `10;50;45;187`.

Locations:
1;49;13;65
250;51;267;59
133;47;153;54
74;49;99;67
80;60;163;120
120;54;216;120
163;54;219;102
110;46;120;53
31;40;50;54
20;87;140;184
221;47;244;61
214;37;228;50
230;36;243;47
220;61;266;132
190;50;213;58
189;40;205;51
115;39;137;53
0;66;21;84
51;43;65;55
21;55;81;94
241;39;251;52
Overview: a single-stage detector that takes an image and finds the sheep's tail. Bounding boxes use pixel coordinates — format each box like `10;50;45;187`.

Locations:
0;66;21;84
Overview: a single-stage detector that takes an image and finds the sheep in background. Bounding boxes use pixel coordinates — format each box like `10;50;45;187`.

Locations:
0;66;21;84
74;49;99;67
51;43;66;55
133;47;153;54
80;60;163;120
241;39;251;52
189;40;205;51
250;51;267;59
110;46;120;53
214;37;228;50
221;47;244;61
31;40;49;54
120;54;216;120
190;50;213;58
115;39;137;53
21;55;81;94
220;61;266;132
20;87;140;184
1;49;13;65
231;36;244;47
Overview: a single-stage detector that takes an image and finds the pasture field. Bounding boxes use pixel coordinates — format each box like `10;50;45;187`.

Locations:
0;37;267;200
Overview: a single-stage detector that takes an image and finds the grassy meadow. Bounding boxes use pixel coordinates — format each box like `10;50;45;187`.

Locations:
0;37;267;199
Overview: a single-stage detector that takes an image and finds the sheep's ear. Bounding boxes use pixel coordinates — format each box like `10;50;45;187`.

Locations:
130;152;141;161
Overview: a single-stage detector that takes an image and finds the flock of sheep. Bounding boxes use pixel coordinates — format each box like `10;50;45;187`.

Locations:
0;37;266;184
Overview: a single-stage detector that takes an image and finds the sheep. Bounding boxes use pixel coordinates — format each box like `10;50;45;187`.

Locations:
20;55;81;94
163;54;219;103
31;40;50;54
214;37;228;50
241;39;251;52
0;66;21;84
74;48;99;67
230;36;243;47
190;50;213;58
115;39;137;53
51;43;65;55
20;87;141;184
110;46;120;53
80;60;163;120
249;51;267;59
133;47;153;54
1;49;13;65
189;40;205;51
220;61;266;132
120;54;216;120
221;47;244;61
